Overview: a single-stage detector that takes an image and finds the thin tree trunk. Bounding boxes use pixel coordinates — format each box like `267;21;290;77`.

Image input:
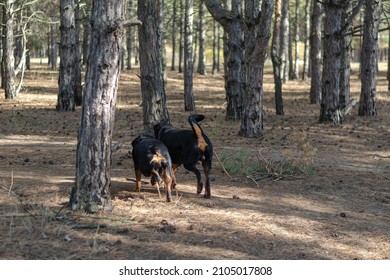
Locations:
271;0;284;115
50;24;57;70
127;0;133;70
138;0;170;133
281;0;289;83
292;0;300;80
171;0;177;71
302;0;310;80
197;2;206;75
72;0;125;213
212;20;219;74
184;0;195;111
74;1;82;106
178;0;184;73
309;0;322;104
359;0;382;116
4;0;16;99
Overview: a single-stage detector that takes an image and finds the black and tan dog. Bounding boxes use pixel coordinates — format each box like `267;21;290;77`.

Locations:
131;133;173;202
154;114;213;198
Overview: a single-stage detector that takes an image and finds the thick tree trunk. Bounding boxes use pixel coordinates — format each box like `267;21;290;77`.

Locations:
71;0;125;213
320;1;343;124
82;14;91;65
204;0;244;121
239;0;273;137
271;0;284;115
197;2;206;75
184;0;195;111
358;0;382;116
57;0;77;111
309;0;322;104
4;0;16;99
340;2;353;109
138;0;170;134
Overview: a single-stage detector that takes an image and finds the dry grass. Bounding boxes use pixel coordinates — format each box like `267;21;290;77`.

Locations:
0;62;389;260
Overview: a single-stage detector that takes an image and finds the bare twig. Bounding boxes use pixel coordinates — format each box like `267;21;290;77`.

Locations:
213;149;233;179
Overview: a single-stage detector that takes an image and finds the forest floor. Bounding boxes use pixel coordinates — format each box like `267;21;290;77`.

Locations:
0;62;389;260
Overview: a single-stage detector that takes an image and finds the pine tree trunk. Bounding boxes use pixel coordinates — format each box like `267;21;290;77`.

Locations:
204;0;244;121
212;20;219;74
197;2;206;75
340;2;353;109
320;1;343;124
171;0;177;71
302;0;311;81
138;0;170;133
239;0;273;137
309;0;322;104
281;0;289;83
57;0;77;111
271;0;284;115
50;24;57;70
127;0;133;70
4;0;16;99
292;0;300;80
71;0;125;213
178;0;184;73
74;2;82;106
184;0;195;111
358;0;381;116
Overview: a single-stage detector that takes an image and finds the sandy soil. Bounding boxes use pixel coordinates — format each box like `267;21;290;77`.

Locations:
0;63;389;260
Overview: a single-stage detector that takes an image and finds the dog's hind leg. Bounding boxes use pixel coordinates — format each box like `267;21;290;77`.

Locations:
202;161;212;198
185;165;203;195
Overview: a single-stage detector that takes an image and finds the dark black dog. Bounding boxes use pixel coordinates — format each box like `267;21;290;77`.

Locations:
154;114;213;198
131;133;173;202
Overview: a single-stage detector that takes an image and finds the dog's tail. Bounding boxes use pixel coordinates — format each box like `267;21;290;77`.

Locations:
188;114;208;153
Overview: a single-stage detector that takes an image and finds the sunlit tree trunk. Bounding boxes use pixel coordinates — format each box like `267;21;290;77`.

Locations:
204;0;244;120
4;0;16;99
71;0;125;213
138;0;170;133
239;0;273;137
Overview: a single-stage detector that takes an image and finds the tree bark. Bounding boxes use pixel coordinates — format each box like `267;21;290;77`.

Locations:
309;0;322;104
320;0;343;124
4;0;16;99
71;0;125;213
50;24;57;70
127;0;133;70
271;0;284;115
57;0;77;111
138;0;170;134
239;0;273;137
171;0;177;71
203;0;244;121
184;0;195;111
358;0;382;116
197;2;207;75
